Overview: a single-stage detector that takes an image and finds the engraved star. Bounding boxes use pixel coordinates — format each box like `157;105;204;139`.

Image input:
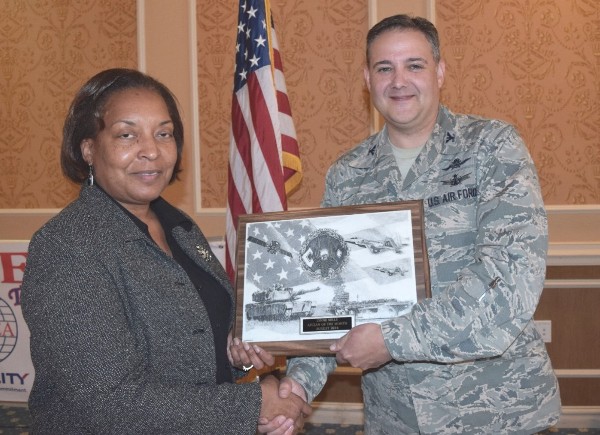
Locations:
252;272;262;283
277;268;288;280
253;226;261;236
264;259;275;269
285;228;295;237
252;250;263;260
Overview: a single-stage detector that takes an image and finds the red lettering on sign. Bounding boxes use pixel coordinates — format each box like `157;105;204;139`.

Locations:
0;252;27;284
1;322;15;337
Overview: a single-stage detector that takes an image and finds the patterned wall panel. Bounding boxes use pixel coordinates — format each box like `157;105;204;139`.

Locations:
197;0;371;209
3;1;598;210
436;0;599;204
0;0;137;208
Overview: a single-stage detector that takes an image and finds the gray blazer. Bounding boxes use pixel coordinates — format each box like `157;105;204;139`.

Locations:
22;185;262;434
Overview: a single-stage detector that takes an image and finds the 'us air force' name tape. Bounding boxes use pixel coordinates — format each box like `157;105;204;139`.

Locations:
427;186;479;208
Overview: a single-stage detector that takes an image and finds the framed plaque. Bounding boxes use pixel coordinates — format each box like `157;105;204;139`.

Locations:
233;200;430;356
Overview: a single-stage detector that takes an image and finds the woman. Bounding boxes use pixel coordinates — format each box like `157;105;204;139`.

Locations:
21;68;309;434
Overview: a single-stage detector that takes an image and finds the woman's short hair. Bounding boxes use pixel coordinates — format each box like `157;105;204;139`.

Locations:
366;14;441;65
61;68;184;184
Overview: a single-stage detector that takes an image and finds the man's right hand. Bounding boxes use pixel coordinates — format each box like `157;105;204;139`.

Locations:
275;376;307;402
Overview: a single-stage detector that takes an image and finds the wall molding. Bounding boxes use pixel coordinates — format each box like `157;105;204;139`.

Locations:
136;0;147;72
333;367;600;378
2;202;600;244
547;243;600;266
308;402;600;428
308;402;364;426
3;400;599;429
555;369;600;378
557;407;600;429
544;279;600;289
546;204;600;214
188;0;202;215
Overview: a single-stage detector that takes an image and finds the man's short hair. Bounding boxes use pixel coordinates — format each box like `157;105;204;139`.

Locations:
366;14;441;65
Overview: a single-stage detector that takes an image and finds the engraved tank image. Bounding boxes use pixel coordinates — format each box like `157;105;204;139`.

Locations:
246;284;321;321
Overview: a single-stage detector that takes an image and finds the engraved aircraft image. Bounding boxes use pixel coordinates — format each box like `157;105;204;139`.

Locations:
247;236;293;258
345;236;406;254
374;266;408;277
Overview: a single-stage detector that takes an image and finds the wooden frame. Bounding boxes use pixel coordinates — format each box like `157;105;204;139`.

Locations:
233;200;431;356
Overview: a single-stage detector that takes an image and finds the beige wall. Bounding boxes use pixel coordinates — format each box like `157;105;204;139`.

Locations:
2;0;598;252
0;0;138;237
437;0;599;205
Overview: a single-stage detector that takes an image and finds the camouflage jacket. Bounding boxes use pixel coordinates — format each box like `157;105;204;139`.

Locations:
287;106;561;434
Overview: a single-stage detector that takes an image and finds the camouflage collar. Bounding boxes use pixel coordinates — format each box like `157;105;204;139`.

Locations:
348;124;395;170
349;105;460;166
346;105;462;191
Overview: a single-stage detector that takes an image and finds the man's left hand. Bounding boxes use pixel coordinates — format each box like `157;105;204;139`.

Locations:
330;323;392;369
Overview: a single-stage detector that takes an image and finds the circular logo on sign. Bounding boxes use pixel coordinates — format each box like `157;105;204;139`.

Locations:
299;228;349;280
0;296;18;363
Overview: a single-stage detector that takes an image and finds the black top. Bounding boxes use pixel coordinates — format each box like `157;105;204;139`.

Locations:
152;198;233;384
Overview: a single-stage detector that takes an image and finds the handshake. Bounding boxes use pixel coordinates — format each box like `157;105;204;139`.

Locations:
230;322;393;434
258;375;311;435
228;335;310;434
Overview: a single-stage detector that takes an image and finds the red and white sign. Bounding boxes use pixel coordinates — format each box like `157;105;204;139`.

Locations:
0;241;33;402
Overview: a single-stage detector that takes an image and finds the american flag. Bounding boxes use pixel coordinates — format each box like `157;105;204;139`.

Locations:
225;0;302;282
244;218;318;291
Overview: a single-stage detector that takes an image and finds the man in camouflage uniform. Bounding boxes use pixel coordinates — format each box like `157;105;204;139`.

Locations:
260;14;561;435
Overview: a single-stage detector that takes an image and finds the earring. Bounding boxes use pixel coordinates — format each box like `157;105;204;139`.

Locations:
87;164;94;186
